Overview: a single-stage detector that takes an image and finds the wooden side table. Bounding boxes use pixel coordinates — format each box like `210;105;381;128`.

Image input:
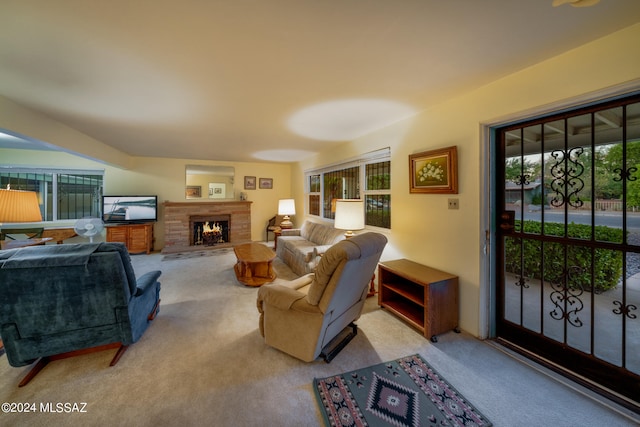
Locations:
378;259;459;342
273;228;282;251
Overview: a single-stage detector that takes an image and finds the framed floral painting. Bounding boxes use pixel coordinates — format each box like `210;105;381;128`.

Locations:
409;146;458;194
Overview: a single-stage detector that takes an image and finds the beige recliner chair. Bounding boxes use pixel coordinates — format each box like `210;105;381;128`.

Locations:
256;232;387;362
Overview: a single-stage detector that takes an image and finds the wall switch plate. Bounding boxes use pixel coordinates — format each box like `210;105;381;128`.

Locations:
448;198;459;209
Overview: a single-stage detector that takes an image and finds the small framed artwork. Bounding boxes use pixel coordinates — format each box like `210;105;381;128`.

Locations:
259;177;273;189
409;145;458;194
185;186;202;199
244;176;256;190
208;182;225;199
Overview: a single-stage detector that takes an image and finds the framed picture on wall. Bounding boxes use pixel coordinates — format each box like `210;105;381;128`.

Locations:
409;145;458;194
244;176;256;190
208;183;225;199
259;178;273;189
185;186;201;199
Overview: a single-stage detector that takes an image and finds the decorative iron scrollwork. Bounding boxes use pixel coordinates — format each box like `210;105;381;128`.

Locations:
613;166;638;182
514;174;530;186
549;147;585;209
549;266;585;327
613;301;638;319
515;275;529;289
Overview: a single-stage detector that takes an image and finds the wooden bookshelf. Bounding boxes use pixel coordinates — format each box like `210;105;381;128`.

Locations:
378;259;459;342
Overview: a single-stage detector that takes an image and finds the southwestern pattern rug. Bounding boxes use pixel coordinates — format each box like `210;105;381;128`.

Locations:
314;354;492;427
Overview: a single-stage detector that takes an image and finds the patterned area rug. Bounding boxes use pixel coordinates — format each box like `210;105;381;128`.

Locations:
314;354;492;427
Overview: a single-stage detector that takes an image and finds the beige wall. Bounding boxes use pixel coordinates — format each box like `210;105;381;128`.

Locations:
0;96;132;169
294;23;640;338
0;149;292;247
2;23;639;339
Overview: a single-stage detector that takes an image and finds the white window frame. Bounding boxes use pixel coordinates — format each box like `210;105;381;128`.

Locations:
0;166;104;223
305;148;391;229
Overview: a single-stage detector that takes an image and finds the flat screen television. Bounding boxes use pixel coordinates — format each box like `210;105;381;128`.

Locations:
102;195;158;223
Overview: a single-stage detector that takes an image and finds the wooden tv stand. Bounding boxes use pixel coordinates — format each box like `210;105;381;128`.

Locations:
378;259;459;342
106;223;154;254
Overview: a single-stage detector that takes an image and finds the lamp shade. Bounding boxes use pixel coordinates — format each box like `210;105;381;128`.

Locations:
334;199;364;235
278;199;296;216
0;189;43;222
278;199;296;229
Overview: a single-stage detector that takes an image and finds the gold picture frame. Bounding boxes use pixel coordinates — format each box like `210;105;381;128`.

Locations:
409;146;458;194
185;186;202;199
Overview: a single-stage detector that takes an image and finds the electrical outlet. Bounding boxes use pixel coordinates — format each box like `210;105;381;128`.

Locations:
448;198;459;210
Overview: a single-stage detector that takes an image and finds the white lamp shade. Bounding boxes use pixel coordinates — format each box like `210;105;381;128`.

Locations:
334;199;364;231
0;189;43;222
278;199;296;216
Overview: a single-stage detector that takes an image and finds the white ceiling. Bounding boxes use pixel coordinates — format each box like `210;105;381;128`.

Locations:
1;0;639;163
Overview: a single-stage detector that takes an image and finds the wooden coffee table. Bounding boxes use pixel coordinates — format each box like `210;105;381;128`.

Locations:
233;242;276;286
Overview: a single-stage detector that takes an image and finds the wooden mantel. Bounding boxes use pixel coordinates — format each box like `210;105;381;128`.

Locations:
162;201;252;253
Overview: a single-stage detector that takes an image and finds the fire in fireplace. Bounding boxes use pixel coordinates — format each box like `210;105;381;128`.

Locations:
191;218;229;246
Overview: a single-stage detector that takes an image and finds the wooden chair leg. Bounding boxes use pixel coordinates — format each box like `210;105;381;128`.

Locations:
17;343;125;386
19;357;51;387
110;345;128;366
148;299;161;321
367;273;376;297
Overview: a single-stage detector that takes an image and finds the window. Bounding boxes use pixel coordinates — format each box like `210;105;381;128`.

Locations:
365;160;390;228
308;174;321;216
305;148;391;229
323;166;359;219
0;167;104;222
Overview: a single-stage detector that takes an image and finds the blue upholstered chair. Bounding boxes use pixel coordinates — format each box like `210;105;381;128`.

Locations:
0;242;161;386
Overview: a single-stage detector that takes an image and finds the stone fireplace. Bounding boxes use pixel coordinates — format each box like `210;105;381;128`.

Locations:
163;201;251;253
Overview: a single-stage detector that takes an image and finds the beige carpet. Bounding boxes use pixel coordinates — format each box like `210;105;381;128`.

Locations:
0;246;637;426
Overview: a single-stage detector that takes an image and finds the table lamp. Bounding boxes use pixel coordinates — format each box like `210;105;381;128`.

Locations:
334;199;364;238
0;186;43;224
0;186;43;242
278;199;295;229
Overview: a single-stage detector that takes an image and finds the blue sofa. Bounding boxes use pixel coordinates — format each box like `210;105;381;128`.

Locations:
0;242;161;385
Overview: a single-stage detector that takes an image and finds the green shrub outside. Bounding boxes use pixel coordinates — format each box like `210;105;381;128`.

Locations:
504;220;624;292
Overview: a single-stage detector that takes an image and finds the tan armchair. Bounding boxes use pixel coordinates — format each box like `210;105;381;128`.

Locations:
256;232;387;362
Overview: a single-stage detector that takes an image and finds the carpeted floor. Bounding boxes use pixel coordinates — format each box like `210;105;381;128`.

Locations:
0;245;637;426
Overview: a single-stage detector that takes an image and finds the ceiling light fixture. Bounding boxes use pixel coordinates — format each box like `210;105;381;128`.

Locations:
287;99;416;142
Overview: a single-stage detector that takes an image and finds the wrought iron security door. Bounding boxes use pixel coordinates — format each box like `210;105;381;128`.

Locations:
496;94;640;408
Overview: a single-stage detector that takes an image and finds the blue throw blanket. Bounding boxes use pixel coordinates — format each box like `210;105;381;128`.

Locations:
0;243;103;269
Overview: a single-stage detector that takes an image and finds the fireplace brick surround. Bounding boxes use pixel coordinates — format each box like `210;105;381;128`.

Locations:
162;201;251;253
